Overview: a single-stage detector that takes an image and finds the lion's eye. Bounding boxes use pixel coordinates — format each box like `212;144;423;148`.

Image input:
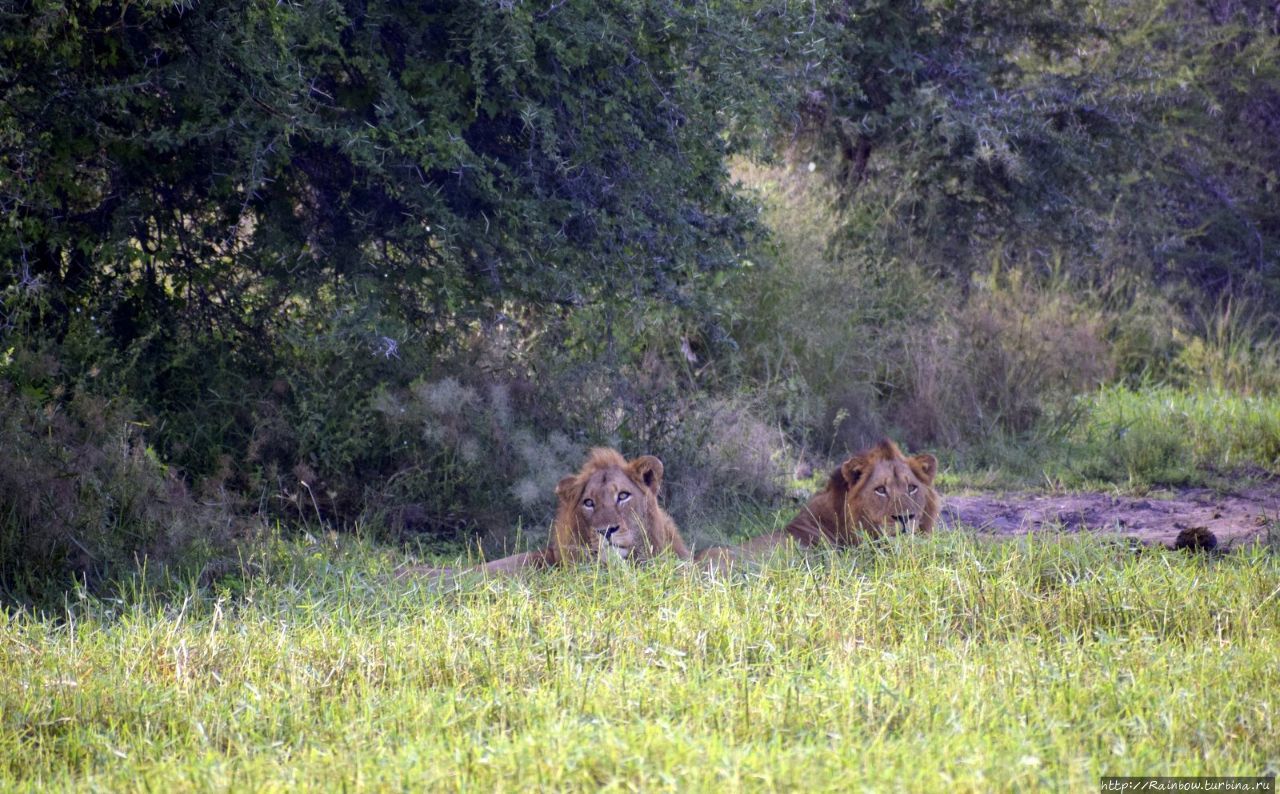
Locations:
617;491;631;504
874;486;888;497
583;498;595;510
907;485;919;495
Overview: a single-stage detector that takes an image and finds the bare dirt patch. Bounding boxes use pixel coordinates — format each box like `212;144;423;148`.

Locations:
943;482;1280;549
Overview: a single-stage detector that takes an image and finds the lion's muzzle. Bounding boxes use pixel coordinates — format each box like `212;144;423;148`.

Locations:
892;513;918;529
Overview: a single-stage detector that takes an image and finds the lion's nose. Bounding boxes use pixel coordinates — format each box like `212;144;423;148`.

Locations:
893;514;916;526
597;525;619;540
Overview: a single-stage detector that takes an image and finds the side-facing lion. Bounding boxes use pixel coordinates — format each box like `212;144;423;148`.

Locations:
400;447;692;577
696;438;939;566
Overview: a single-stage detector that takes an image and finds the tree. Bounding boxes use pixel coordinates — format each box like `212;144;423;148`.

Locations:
1087;0;1280;299
0;0;770;482
1;0;765;346
768;0;1279;304
771;0;1132;281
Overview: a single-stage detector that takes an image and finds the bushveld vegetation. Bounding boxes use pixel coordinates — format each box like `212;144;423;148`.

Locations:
3;0;1279;597
3;1;1279;787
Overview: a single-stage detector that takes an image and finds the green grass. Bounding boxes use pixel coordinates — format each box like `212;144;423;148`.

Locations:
4;532;1279;791
1065;385;1280;487
945;385;1280;492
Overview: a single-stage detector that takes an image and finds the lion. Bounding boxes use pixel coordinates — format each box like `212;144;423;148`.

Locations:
399;447;692;577
696;439;939;567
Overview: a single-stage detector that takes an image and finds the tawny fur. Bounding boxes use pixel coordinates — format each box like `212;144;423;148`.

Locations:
399;447;690;578
696;439;940;569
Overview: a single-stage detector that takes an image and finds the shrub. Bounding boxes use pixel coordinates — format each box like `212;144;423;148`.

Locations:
726;161;1115;452
368;375;583;547
657;397;794;522
893;268;1113;444
0;381;238;603
725;160;941;452
1171;299;1280;394
365;358;797;546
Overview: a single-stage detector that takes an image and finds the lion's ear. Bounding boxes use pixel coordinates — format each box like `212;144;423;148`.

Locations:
834;455;867;490
909;453;938;485
627;455;664;495
555;475;579;505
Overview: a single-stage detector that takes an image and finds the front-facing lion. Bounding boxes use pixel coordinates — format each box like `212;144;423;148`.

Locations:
548;448;690;564
696;439;939;566
400;448;691;577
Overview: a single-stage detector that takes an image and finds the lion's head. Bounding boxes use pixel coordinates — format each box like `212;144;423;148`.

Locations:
549;448;690;564
831;439;939;538
783;439;940;546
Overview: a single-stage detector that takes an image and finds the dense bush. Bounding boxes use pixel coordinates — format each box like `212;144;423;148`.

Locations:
725;164;1115;452
0;0;769;517
339;362;792;550
1;0;764;334
2;0;1279;600
776;0;1112;282
367;374;584;546
779;0;1280;305
0;379;239;602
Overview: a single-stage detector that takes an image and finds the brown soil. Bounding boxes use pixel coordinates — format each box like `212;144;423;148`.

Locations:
943;483;1280;549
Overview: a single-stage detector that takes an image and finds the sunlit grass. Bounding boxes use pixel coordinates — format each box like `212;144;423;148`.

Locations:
945;385;1280;492
3;532;1279;791
1066;385;1280;486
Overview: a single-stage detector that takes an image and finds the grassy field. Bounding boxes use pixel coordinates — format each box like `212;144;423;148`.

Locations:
1065;386;1280;485
944;386;1280;492
4;531;1279;791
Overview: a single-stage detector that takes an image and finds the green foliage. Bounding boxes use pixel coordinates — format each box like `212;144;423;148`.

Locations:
726;160;1280;477
367;373;584;543
0;286;240;602
1170;299;1280;394
725;163;1115;453
1089;0;1280;299
0;381;235;604
1063;385;1280;487
775;0;1280;306
0;0;767;501
0;0;790;572
775;0;1114;277
723;162;934;449
3;534;1278;788
1;0;762;326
